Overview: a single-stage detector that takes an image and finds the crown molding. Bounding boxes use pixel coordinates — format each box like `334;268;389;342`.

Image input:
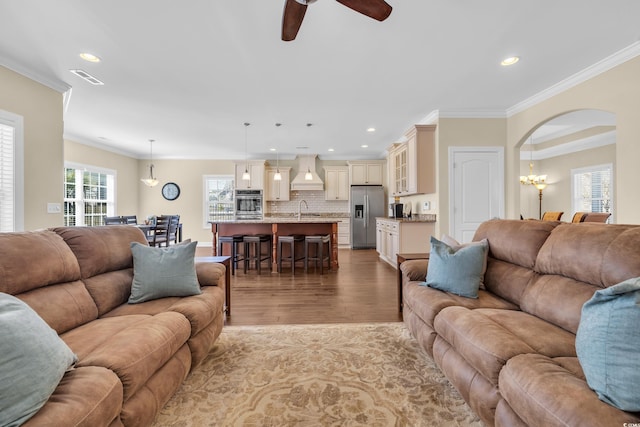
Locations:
521;130;616;160
507;41;640;117
64;133;141;159
0;56;71;93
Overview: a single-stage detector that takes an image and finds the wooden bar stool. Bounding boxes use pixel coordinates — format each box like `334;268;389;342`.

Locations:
244;234;272;274
217;234;245;275
304;234;331;274
277;234;305;274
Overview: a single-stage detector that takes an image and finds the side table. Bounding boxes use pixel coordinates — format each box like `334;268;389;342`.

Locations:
195;256;231;316
396;253;429;312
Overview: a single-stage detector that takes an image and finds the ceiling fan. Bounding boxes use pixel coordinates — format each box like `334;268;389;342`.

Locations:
282;0;392;41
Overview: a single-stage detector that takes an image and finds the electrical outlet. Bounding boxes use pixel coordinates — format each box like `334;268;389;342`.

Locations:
423;201;431;211
47;203;61;214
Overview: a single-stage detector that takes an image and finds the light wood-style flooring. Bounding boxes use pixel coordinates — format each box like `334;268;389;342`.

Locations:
198;248;403;326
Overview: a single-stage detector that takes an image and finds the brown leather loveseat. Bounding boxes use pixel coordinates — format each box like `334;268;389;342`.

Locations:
401;219;640;426
0;226;226;426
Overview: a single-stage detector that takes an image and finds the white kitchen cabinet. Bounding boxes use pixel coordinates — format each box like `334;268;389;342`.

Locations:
337;217;351;246
387;125;435;196
348;161;385;185
265;167;291;201
324;166;349;200
234;161;265;190
376;218;434;268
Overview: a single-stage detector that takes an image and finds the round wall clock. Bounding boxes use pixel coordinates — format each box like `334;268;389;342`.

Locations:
161;182;180;201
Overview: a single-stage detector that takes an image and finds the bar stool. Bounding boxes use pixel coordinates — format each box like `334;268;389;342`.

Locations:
277;234;305;274
244;234;272;274
304;234;331;274
217;234;245;275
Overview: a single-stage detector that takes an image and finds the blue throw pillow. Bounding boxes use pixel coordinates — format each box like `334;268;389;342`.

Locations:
421;236;488;298
575;277;640;411
128;241;201;304
0;293;77;426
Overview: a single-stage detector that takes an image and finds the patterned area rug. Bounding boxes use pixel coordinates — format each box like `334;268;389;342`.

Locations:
153;323;484;426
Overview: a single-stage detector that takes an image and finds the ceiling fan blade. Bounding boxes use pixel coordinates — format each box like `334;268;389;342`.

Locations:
282;0;308;41
335;0;392;21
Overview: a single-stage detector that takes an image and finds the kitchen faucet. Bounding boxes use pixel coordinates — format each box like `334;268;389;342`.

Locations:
297;199;308;221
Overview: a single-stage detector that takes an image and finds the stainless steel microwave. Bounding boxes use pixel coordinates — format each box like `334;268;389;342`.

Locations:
234;189;263;220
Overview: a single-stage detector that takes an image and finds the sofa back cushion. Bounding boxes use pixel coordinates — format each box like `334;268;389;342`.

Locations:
473;219;558;306
0;230;98;333
523;223;640;333
53;226;148;314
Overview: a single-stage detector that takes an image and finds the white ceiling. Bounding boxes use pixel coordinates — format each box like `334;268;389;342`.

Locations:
1;0;639;161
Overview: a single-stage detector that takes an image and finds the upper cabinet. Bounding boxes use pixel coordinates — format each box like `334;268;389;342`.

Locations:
348;160;385;185
324;166;349;200
265;167;291;201
234;160;265;190
387;125;436;196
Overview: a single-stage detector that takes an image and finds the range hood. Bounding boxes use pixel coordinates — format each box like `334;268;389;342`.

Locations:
291;154;324;191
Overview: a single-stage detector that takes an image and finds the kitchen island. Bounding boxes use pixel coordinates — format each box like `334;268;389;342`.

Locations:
210;217;342;271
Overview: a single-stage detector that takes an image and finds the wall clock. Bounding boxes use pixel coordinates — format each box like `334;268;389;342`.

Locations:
161;182;180;201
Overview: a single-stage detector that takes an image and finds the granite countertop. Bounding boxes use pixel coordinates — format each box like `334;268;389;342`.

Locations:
375;214;437;223
210;215;345;224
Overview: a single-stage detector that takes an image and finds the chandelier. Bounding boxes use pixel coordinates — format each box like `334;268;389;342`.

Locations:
519;138;546;190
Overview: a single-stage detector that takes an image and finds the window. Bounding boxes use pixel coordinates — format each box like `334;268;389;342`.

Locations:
203;175;234;226
64;163;116;226
571;163;613;221
0;111;24;232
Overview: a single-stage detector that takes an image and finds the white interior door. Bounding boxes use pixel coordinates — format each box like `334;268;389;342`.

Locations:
449;147;504;242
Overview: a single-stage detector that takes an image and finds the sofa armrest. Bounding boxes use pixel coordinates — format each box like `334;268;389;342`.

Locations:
401;259;428;283
195;262;225;288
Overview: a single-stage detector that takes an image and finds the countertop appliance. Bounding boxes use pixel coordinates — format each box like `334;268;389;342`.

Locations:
351;185;384;249
234;189;263;220
390;203;404;218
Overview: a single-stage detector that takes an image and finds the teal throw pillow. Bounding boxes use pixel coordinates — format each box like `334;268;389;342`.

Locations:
575;277;640;411
421;236;488;298
0;293;77;426
128;241;201;304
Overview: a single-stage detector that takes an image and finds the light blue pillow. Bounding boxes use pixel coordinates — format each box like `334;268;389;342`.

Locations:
0;293;77;426
576;277;640;411
128;241;201;304
421;236;488;298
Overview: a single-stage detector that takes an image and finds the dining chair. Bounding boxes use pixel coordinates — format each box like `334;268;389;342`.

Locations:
582;212;611;223
167;215;180;245
104;216;124;225
571;212;587;223
122;215;138;224
541;211;564;221
147;215;170;247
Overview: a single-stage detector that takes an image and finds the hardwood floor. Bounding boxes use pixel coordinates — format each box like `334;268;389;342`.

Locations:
201;248;403;326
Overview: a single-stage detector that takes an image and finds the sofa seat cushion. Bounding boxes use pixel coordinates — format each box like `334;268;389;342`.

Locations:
499;354;640;427
434;306;576;385
102;286;224;337
62;312;191;401
23;366;123;427
403;281;518;329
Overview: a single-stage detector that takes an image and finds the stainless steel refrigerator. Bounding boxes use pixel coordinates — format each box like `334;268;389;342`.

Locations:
351;185;385;249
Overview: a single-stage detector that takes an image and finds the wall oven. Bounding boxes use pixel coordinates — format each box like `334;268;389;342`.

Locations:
234;189;263;220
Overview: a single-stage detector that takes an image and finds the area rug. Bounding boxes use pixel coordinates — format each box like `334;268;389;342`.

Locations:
152;323;484;426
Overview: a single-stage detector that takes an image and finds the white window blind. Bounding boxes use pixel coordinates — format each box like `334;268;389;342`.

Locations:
64;163;116;226
572;164;613;219
0;123;15;232
203;175;234;226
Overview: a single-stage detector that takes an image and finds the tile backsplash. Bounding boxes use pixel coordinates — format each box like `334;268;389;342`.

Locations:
266;190;349;215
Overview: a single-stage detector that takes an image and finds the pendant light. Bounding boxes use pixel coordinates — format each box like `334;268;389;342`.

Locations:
273;123;282;181
304;123;313;180
242;122;250;181
141;139;159;187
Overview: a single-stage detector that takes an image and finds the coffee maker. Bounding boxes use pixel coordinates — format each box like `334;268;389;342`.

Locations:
390;203;404;218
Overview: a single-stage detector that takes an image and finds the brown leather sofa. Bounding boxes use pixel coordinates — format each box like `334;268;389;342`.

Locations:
401;219;640;426
0;226;226;426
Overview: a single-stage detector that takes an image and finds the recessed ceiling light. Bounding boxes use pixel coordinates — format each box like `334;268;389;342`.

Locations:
328;148;334;152
80;53;101;63
367;127;376;132
361;144;368;148
501;56;520;66
269;148;276;151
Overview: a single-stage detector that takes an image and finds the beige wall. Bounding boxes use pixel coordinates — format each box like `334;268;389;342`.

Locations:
507;56;640;224
0;66;64;230
519;144;616;220
64;139;140;216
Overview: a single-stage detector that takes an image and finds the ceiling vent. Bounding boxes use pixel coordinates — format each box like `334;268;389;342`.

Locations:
69;69;104;85
291;154;323;191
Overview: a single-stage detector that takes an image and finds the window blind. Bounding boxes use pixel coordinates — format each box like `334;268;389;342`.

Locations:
572;164;613;214
0;123;15;232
